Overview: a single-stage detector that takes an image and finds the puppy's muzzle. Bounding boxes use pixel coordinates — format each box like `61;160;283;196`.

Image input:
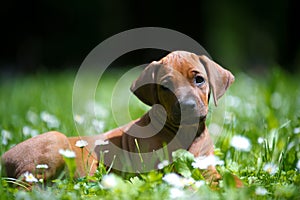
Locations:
172;97;206;125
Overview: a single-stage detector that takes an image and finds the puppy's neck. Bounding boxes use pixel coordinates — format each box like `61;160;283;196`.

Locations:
146;106;206;137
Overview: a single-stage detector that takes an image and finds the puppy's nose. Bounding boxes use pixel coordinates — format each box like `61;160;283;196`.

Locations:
177;98;197;111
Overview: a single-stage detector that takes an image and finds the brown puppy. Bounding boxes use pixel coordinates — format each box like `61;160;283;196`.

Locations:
1;51;234;184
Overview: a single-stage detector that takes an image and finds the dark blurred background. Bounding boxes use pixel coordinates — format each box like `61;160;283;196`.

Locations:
0;0;299;75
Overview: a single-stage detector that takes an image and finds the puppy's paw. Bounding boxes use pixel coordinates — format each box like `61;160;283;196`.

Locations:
2;131;70;179
201;167;244;189
201;166;222;187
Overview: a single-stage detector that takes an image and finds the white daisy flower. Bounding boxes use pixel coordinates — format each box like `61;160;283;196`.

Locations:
94;103;109;118
59;149;76;158
169;187;185;199
73;183;81;190
40;111;60;128
180;177;195;186
74;114;85;124
22;126;39;137
257;137;264;144
230;135;251;152
162;173;195;188
26;110;39;125
163;173;184;188
194;180;205;188
255;186;268;195
75;140;88;148
224;111;235;124
227;95;241;108
92;119;105;133
36;164;49;169
296;160;300;170
157;160;169;169
294;127;300;134
30;129;39;137
1;130;12;145
86;101;109;118
263;162;278;175
23;172;38;183
192;155;224;170
23;126;31;137
95;139;109;146
101;174;118;189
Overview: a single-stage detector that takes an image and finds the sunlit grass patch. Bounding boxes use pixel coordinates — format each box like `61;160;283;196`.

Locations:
1;68;300;199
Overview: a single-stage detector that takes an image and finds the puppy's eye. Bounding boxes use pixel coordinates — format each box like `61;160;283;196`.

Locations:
194;75;205;86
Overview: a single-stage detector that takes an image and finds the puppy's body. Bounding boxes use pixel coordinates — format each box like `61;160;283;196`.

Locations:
1;51;234;183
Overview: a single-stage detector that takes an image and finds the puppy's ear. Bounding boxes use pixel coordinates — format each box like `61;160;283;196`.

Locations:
199;55;235;106
130;61;161;106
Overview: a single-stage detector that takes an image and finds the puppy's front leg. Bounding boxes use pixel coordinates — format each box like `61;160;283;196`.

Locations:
188;128;221;185
188;128;214;157
188;129;243;187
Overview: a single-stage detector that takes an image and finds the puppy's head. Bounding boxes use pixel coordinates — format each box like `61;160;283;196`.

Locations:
130;51;234;126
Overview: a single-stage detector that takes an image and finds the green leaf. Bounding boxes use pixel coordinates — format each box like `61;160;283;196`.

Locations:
140;171;162;183
172;149;195;163
191;168;205;180
172;149;195;178
129;176;144;186
174;159;192;178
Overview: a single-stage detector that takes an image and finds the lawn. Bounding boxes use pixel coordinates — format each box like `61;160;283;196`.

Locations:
1;68;300;199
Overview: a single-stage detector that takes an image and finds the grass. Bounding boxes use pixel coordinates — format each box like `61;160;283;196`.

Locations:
1;68;300;199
